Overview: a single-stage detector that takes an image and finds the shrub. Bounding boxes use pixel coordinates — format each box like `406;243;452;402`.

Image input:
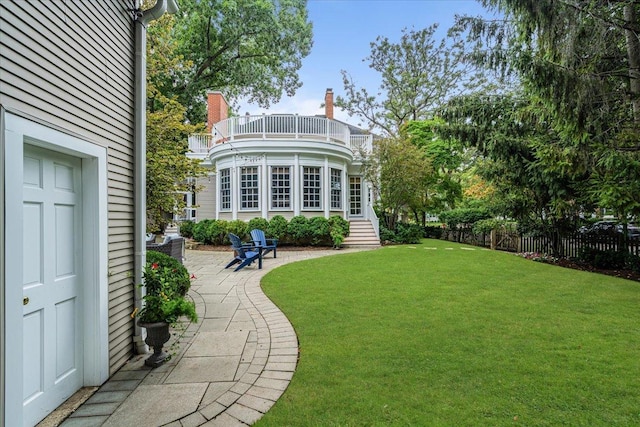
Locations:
248;217;270;234
423;225;443;239
145;251;192;297
192;219;214;243
472;219;517;235
472;219;500;235
379;225;396;243
578;248;640;271
626;253;640;272
328;215;350;247
288;215;311;245
439;208;491;229
267;215;289;241
206;220;228;245
226;220;249;243
178;220;195;238
578;247;627;270
395;222;423;244
308;216;330;246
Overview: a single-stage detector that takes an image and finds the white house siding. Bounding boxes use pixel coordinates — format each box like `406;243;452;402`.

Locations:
219;212;234;221
237;211;261;221
0;1;136;373
268;212;295;220
196;175;216;221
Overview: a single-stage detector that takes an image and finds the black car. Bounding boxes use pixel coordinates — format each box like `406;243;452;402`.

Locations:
579;221;640;237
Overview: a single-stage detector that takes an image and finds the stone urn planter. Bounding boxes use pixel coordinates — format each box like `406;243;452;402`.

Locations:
139;321;171;368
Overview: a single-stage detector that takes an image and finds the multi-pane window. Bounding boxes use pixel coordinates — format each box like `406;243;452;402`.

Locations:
303;166;321;209
330;168;342;209
271;166;291;209
220;168;231;210
240;166;259;209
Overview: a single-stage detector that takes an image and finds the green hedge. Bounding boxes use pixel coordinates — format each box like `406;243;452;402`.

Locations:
178;220;195;238
439;208;491;229
380;222;424;244
185;215;350;247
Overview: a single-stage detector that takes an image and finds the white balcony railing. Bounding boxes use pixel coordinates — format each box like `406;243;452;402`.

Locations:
188;115;372;156
187;134;213;154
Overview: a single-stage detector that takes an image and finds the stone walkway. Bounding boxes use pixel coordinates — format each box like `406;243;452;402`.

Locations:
57;247;366;427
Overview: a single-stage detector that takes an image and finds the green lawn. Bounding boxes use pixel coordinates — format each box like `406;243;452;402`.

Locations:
258;239;640;426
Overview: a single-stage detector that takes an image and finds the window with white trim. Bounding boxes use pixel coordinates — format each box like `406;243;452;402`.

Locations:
330;168;342;209
271;166;291;209
303;166;321;209
240;166;259;209
220;168;231;210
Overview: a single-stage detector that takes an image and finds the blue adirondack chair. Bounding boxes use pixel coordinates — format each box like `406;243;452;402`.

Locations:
250;229;278;258
225;233;262;272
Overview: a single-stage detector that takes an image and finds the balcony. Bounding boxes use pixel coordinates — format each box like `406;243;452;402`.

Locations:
188;115;372;158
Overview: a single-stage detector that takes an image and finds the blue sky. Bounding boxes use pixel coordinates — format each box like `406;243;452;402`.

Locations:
237;0;491;122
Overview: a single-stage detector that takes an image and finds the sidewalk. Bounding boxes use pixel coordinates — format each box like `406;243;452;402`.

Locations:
55;247;365;427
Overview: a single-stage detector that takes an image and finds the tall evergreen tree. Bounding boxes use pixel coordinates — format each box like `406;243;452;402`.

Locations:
458;0;640;221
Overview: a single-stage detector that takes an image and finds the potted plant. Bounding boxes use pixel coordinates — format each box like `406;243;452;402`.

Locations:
133;251;198;367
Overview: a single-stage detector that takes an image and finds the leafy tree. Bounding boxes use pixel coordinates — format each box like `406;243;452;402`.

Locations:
145;7;206;233
146;93;206;233
402;119;464;224
440;92;590;256
335;24;486;138
151;0;313;122
146;8;192;114
463;0;640;135
460;168;496;210
363;137;434;230
459;0;640;222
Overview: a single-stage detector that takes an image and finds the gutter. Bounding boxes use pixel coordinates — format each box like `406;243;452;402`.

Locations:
133;0;178;354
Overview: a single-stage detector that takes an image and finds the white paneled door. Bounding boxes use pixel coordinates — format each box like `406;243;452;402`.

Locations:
21;145;83;426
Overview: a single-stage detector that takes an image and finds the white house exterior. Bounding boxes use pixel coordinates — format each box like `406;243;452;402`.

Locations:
0;1;174;425
187;90;380;243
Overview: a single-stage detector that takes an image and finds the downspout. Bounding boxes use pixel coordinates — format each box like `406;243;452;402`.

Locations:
133;0;178;354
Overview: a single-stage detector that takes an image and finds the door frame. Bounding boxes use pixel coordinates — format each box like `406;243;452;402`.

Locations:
348;175;364;218
2;112;110;426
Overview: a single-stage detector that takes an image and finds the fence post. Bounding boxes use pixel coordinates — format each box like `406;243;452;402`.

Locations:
490;229;496;250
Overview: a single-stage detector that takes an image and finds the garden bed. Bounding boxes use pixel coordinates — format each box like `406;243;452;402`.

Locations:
553;258;640;282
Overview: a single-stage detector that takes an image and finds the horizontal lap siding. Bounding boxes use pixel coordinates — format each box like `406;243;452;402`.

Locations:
0;1;136;373
269;211;295;220
238;211;260;221
196;177;216;220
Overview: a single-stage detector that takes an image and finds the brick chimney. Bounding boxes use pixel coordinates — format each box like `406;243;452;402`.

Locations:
207;91;229;131
324;88;334;120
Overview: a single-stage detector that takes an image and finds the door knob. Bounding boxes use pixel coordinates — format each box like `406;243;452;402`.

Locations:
23;297;29;305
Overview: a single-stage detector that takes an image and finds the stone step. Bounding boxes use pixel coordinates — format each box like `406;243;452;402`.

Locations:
343;219;380;248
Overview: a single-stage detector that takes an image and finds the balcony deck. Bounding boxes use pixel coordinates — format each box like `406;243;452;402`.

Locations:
188;114;372;157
